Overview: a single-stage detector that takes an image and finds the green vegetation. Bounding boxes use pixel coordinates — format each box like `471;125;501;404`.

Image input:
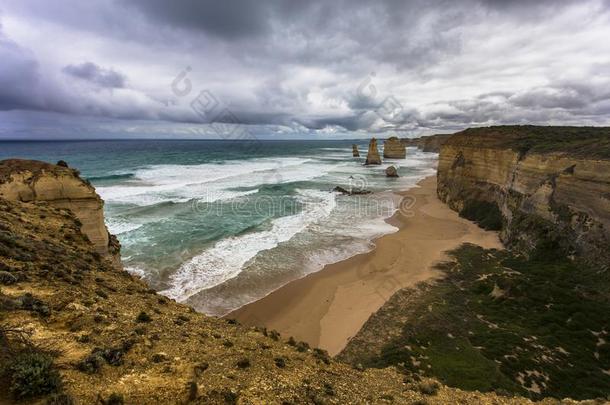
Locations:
0;324;67;401
344;244;610;400
459;200;503;231
135;311;152;323
455;126;610;159
7;351;62;399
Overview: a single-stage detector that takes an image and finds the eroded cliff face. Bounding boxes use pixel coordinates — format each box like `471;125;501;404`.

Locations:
401;134;451;152
437;127;610;269
0;159;120;266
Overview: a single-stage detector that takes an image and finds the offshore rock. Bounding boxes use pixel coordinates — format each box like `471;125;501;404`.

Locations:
333;186;372;195
385;166;399;177
352;144;360;157
365;138;382;165
383;136;406;158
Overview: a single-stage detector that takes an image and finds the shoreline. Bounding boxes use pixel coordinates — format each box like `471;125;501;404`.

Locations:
228;175;503;356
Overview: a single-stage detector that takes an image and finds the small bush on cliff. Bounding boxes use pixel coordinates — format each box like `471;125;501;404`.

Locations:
459;200;503;231
8;351;62;399
135;311;151;323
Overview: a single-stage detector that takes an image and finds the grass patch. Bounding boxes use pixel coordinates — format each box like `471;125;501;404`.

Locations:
451;126;610;159
342;244;610;400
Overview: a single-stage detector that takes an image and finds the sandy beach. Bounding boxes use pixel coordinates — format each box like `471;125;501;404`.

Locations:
229;175;502;356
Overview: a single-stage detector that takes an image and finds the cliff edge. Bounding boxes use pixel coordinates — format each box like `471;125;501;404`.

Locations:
0;159;120;267
437;126;610;269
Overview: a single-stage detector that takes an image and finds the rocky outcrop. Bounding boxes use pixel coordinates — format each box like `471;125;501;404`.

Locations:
385;166;398;177
333;186;372;195
352;144;360;157
365;138;382;165
0;159;120;266
437;126;610;269
383;136;406;158
402;134;451;152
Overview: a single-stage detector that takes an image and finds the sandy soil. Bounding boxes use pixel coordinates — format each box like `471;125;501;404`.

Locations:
229;175;502;356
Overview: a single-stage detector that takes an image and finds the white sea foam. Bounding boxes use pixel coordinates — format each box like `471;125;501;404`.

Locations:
96;157;338;206
125;265;147;279
106;218;143;235
160;189;337;301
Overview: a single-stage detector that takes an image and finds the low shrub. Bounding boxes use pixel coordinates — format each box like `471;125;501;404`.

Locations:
77;352;104;374
9;351;62;399
135;311;151;323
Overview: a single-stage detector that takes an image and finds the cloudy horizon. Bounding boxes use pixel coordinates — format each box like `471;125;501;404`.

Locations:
1;0;610;139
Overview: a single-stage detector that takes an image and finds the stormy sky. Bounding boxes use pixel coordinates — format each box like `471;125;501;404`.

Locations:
1;0;610;139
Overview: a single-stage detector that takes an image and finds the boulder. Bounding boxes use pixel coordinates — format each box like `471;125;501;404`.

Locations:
333;186;372;195
385;166;399;177
352;144;360;157
383;137;406;159
365;138;382;165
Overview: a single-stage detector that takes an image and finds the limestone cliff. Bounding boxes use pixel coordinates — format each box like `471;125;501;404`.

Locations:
437;126;610;269
383;136;406;158
402;134;451;152
0;159;120;266
365;138;382;165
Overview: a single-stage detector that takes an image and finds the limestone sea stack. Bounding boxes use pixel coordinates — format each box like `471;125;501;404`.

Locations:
383;136;406;159
385;166;399;177
352;144;360;157
0;159;121;267
365;138;382;165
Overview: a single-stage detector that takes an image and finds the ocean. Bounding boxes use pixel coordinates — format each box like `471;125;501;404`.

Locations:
0;139;437;315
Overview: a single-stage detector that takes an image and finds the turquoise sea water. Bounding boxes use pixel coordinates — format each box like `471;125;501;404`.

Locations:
0;140;437;315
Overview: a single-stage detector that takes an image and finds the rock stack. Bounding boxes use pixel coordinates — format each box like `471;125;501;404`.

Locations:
365;138;382;165
352;144;360;157
385;166;398;177
383;136;406;159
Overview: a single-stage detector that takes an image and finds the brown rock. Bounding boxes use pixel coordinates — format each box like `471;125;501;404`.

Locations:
383;136;406;159
0;159;120;266
385;166;399;177
365;138;382;165
352;144;360;157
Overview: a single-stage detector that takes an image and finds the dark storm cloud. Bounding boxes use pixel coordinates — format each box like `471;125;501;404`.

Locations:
62;62;126;88
0;34;41;110
1;0;610;137
122;0;273;39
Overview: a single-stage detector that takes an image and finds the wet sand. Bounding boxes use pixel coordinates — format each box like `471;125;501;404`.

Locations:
229;175;502;356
